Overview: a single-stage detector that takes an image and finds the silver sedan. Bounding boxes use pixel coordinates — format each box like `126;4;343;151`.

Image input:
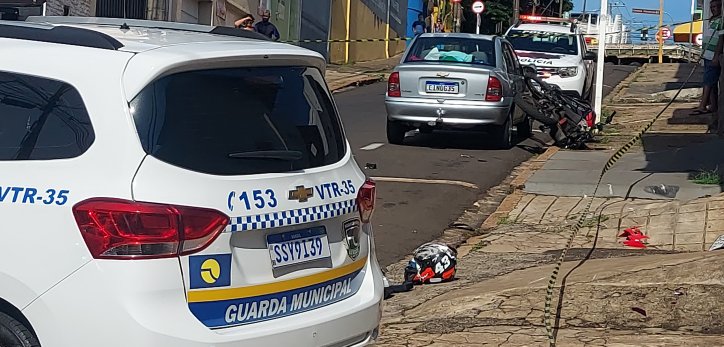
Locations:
385;33;531;148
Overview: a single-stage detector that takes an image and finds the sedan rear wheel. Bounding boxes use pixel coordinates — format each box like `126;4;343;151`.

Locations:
492;112;513;149
387;120;407;145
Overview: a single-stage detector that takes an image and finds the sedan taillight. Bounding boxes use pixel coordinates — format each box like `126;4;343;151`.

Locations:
387;72;401;97
485;76;502;102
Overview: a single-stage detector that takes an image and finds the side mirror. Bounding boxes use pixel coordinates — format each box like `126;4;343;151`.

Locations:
522;65;538;78
584;51;597;61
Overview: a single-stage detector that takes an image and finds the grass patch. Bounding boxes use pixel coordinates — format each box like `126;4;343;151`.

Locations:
471;240;490;252
568;214;610;228
691;169;722;185
582;214;610;228
497;214;520;225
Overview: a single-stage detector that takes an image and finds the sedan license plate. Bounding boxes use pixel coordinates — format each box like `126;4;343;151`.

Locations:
267;227;330;268
426;81;459;94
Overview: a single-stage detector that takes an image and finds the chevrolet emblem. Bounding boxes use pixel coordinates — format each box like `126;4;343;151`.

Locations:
288;186;313;202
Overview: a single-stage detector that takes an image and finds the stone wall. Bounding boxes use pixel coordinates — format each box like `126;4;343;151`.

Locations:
44;0;94;16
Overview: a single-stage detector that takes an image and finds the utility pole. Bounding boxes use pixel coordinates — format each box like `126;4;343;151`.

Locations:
658;0;664;63
513;0;520;22
559;0;564;17
594;0;608;123
532;0;537;16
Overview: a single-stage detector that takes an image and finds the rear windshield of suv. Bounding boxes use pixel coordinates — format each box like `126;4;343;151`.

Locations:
130;66;347;176
405;37;496;66
507;30;579;55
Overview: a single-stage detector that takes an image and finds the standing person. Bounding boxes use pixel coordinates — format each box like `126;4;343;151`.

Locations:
412;13;427;36
694;0;722;116
234;14;255;31
433;17;444;33
254;9;281;41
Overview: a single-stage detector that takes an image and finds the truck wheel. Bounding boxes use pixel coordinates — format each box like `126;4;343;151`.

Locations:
386;120;407;145
0;312;40;347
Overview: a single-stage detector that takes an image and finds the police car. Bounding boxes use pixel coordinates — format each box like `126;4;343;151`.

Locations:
505;15;596;99
0;16;383;347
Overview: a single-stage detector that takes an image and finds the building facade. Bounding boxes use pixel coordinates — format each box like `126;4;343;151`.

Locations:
3;0;407;63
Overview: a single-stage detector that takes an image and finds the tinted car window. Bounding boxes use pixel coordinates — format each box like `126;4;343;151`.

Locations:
130;66;347;176
507;30;579;55
405;37;496;66
0;71;94;160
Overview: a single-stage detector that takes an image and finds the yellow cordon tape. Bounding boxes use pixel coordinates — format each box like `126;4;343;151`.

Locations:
542;40;709;347
278;31;642;44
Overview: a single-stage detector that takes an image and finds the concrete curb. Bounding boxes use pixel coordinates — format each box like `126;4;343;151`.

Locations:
328;74;383;93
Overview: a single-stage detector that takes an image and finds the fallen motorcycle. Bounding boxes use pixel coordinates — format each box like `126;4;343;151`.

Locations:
515;65;615;149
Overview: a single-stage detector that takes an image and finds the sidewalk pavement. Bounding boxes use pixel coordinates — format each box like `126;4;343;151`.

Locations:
325;55;400;92
373;62;724;346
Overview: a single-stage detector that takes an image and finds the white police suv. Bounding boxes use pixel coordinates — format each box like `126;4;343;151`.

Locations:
505;15;596;99
0;16;383;347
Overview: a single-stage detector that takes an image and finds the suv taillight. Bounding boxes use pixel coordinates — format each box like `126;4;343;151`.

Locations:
72;198;228;259
387;72;401;97
356;179;376;223
485;76;502;102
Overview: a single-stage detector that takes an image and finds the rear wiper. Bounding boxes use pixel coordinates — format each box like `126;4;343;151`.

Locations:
228;150;303;161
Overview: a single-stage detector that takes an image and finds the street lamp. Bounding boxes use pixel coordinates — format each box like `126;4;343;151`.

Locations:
594;0;608;123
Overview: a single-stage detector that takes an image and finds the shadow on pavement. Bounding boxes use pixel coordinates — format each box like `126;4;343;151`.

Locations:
638;133;724;193
400;130;533;150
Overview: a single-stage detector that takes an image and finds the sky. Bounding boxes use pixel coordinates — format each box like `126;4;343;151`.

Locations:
571;0;696;28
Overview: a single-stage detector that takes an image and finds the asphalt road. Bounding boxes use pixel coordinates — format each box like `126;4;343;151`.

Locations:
336;64;637;268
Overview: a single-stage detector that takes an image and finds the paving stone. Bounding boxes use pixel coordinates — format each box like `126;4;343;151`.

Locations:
675;232;705;246
519;195;557;224
679;202;707;213
677;210;707;223
676;221;706;234
707;199;724;210
707;208;724;220
541;196;582;223
647;232;674;246
674;243;703;252
508;194;536;222
706;219;724;232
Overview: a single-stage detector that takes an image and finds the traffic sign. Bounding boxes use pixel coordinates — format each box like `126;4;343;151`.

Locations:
659;27;671;40
472;1;485;14
632;8;660;15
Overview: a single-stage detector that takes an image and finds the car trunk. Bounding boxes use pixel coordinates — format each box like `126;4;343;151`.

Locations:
128;64;370;329
397;63;491;102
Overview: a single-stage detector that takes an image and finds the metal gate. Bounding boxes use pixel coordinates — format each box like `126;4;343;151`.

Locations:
95;0;147;19
299;0;331;60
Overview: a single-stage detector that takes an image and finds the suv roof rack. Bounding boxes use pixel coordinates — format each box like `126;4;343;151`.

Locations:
0;20;123;50
25;16;272;41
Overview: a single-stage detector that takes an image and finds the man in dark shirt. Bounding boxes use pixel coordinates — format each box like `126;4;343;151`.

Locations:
254;9;281;41
412;14;426;35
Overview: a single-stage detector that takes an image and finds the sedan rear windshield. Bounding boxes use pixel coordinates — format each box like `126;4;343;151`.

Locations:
507;30;579;55
130;66;346;176
405;37;496;66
